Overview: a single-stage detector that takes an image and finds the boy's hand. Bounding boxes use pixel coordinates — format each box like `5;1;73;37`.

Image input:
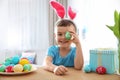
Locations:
53;65;68;75
70;31;80;45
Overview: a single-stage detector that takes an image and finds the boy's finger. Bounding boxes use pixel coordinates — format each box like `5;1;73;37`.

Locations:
59;67;66;73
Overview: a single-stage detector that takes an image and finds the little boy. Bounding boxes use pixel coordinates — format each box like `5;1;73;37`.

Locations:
43;19;84;75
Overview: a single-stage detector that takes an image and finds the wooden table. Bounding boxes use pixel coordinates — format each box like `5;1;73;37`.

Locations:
0;67;119;80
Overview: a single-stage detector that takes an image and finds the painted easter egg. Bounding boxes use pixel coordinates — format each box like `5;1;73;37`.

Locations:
96;66;106;74
5;66;13;72
65;31;71;40
84;65;91;73
19;58;30;66
23;64;32;72
0;65;6;72
13;64;23;72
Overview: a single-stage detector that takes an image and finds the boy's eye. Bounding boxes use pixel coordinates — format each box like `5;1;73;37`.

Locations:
57;33;62;36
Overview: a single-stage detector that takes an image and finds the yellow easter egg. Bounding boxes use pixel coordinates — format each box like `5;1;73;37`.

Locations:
13;64;23;72
19;58;30;66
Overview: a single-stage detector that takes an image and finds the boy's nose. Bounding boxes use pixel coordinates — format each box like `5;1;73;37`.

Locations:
61;35;66;39
62;35;66;39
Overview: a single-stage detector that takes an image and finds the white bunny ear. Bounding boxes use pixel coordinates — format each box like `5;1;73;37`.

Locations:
68;6;76;20
50;0;66;18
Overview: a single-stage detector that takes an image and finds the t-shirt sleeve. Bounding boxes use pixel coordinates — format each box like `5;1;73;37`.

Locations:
47;46;55;58
72;47;76;58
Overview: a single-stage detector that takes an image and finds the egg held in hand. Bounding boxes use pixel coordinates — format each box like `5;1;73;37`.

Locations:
65;31;72;40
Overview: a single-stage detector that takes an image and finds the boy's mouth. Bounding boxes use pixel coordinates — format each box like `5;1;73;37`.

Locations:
59;40;69;44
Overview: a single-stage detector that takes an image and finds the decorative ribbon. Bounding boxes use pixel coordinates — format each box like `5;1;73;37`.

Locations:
97;50;102;66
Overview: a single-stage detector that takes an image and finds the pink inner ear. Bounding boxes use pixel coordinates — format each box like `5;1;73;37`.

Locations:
50;0;65;18
68;6;76;20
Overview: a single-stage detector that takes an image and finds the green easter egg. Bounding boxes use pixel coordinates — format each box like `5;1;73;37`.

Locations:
23;64;31;72
65;31;71;40
0;65;6;72
3;61;11;66
5;57;12;64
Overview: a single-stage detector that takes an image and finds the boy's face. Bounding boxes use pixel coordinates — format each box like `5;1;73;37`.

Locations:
55;25;76;48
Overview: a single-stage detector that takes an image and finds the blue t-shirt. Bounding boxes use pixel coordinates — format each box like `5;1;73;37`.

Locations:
47;45;76;67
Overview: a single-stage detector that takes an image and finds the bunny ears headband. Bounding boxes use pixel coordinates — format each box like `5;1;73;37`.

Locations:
50;0;76;20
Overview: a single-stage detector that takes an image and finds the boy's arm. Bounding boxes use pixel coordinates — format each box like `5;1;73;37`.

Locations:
70;32;84;70
43;56;68;75
74;42;84;70
43;56;57;72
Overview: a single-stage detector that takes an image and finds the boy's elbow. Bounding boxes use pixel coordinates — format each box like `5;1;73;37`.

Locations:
74;66;83;70
74;63;84;70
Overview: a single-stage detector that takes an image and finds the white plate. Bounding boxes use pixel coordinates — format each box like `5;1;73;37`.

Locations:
0;66;37;75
